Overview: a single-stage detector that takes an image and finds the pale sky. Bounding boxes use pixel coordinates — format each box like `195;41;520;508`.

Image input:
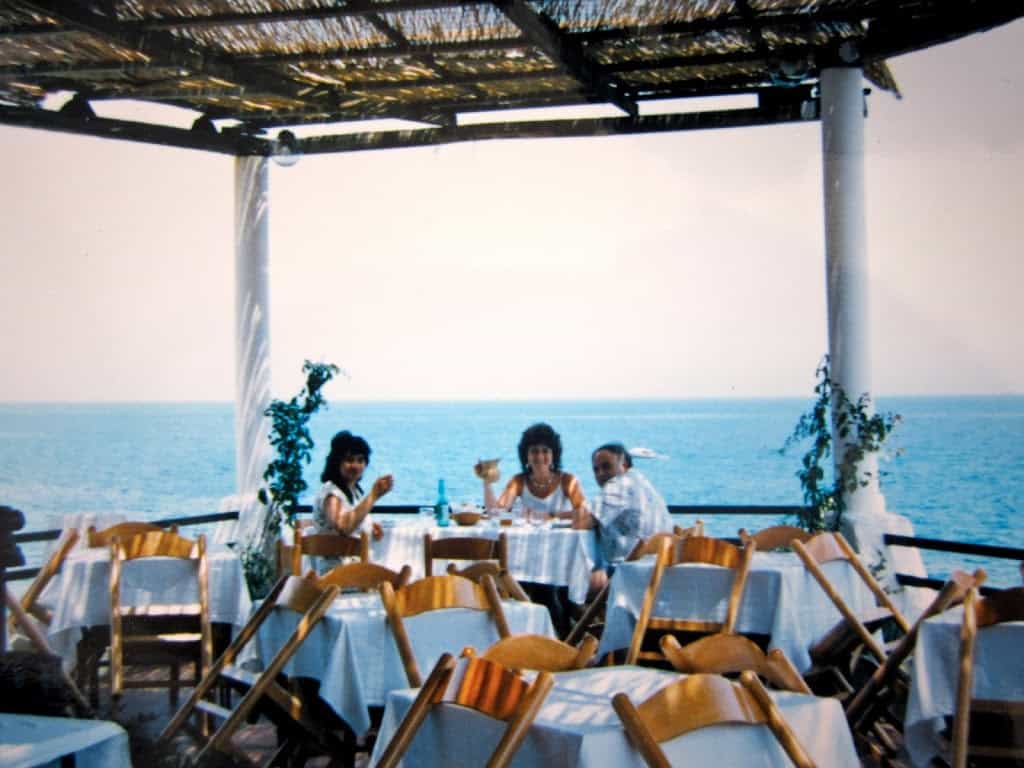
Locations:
1;20;1021;402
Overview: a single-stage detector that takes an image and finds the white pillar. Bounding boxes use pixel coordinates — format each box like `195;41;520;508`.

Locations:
820;66;881;517
821;69;930;617
233;156;273;546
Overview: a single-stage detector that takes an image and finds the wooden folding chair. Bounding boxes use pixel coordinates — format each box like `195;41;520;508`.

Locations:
564;531;683;647
738;524;813;552
424;532;508;577
446;560;531;602
8;527;78;630
791;532;911;695
374;651;555;768
291;527;369;575
612;671;816;768
672;519;705;539
660;633;811;693
317;560;412;592
108;529;212;711
159;572;352;767
380;573;511;687
951;586;1024;768
626;536;755;665
478;632;598;672
845;569;987;753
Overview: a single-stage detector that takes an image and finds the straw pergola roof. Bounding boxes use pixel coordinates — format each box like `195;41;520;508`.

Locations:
0;1;1019;156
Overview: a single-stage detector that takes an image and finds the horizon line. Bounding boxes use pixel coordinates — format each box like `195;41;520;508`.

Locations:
2;392;1022;406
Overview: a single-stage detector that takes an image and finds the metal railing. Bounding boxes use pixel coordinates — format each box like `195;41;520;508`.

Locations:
8;506;1022;594
884;533;1024;596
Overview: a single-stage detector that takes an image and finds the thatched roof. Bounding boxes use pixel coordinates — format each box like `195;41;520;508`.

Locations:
0;0;1019;155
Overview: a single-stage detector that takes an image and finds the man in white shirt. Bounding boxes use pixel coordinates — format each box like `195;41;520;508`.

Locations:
573;442;674;597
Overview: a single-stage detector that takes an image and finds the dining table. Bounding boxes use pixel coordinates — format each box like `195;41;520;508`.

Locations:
370;516;600;604
369;665;861;767
255;589;556;736
39;541;253;665
904;604;1024;767
599;550;878;672
0;713;130;768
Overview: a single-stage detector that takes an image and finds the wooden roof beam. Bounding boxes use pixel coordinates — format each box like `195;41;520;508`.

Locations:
19;0;316;102
493;0;636;117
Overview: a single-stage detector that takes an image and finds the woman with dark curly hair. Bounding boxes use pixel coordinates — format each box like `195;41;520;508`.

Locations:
313;430;393;545
476;422;586;522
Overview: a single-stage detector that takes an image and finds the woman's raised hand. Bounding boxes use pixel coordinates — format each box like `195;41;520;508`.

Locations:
474;458;501;483
372;474;394;499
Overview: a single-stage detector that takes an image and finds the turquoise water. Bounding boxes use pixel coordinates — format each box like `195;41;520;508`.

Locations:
1;396;1020;586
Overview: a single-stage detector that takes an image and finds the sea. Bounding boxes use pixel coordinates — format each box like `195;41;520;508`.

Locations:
1;396;1021;587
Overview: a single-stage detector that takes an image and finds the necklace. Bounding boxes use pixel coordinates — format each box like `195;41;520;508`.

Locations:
528;472;557;495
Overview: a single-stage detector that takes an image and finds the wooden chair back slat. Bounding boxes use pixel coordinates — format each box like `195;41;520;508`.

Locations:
479;633;598;673
661;633;811;694
317;561;412;592
738;525;813;552
87;521;175;548
424;533;508;577
672;519;705;540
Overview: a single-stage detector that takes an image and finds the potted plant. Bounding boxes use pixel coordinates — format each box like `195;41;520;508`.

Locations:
241;360;340;596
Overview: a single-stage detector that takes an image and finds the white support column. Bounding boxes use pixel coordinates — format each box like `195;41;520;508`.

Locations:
821;69;929;616
233;156;273;547
821;66;881;517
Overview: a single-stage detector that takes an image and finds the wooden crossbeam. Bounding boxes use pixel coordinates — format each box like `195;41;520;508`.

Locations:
856;0;1024;63
0;104;252;154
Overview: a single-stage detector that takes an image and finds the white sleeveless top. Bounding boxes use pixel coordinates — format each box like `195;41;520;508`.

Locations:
519;474;575;514
312;480;373;536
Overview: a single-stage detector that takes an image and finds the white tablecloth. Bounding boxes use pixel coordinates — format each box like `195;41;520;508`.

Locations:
599;551;877;672
371;518;599;603
256;592;555;736
0;714;130;768
39;544;253;663
369;665;860;767
905;607;1024;767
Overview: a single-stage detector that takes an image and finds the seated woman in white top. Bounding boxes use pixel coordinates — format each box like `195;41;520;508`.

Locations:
313;430;393;552
477;422;586;521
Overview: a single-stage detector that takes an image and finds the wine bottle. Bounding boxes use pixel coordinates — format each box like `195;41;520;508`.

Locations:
434;478;450;527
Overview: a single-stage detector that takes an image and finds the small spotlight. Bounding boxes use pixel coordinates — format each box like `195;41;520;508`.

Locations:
271;130;301;167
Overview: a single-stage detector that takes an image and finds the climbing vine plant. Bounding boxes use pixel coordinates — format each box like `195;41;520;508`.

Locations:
241;359;341;596
780;356;901;532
